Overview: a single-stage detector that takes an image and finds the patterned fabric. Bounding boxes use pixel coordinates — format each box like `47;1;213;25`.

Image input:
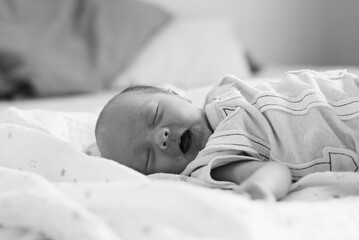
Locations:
181;70;359;189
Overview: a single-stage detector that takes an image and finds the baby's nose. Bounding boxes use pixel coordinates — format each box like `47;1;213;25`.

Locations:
156;127;170;150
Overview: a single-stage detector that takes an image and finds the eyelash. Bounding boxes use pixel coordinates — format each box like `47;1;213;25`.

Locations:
148;104;159;171
147;148;151;170
153;104;159;126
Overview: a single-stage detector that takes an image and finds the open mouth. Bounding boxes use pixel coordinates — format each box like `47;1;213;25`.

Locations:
179;130;192;154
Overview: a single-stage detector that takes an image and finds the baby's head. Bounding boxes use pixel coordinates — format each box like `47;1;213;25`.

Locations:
95;85;213;175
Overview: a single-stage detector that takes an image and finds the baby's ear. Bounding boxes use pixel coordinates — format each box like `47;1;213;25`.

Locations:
166;89;192;103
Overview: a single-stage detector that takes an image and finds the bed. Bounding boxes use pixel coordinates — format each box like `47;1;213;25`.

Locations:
1;0;359;239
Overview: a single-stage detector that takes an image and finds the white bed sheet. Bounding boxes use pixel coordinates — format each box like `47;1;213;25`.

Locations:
1;78;359;239
1;159;359;240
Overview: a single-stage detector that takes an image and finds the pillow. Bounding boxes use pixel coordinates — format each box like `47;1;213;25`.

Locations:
0;0;170;97
113;18;251;90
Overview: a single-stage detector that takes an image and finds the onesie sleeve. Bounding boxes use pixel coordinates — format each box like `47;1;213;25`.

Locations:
181;114;269;192
187;153;261;192
182;75;271;191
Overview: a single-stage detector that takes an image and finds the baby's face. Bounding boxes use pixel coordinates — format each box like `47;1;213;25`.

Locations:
101;91;213;175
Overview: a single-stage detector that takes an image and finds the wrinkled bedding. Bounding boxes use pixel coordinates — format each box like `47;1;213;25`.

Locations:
1;107;359;240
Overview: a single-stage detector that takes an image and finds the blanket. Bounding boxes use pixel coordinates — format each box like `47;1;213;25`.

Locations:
1;107;359;240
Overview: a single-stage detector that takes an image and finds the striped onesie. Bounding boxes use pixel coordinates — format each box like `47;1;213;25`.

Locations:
181;70;359;190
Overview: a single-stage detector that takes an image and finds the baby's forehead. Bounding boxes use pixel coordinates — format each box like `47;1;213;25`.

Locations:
113;89;171;111
109;91;148;109
103;98;155;170
105;89;174;124
122;86;167;97
118;90;158;104
107;93;152;121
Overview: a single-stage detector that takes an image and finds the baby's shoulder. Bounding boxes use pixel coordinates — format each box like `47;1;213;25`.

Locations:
205;75;241;102
205;87;244;130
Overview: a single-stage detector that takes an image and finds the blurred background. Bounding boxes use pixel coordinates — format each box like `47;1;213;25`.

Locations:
0;0;358;109
149;0;359;67
236;0;359;70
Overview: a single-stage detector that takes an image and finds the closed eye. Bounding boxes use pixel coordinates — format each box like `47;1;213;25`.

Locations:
146;148;151;172
153;104;159;126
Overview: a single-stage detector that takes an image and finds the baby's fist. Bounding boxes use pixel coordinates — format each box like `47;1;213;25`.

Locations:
236;181;276;201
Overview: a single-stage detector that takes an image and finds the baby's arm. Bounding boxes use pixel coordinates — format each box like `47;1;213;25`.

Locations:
211;161;291;200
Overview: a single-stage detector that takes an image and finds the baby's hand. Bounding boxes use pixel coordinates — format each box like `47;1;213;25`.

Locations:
236;181;276;201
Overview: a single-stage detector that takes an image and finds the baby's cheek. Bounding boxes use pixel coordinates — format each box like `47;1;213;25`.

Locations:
170;156;189;174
